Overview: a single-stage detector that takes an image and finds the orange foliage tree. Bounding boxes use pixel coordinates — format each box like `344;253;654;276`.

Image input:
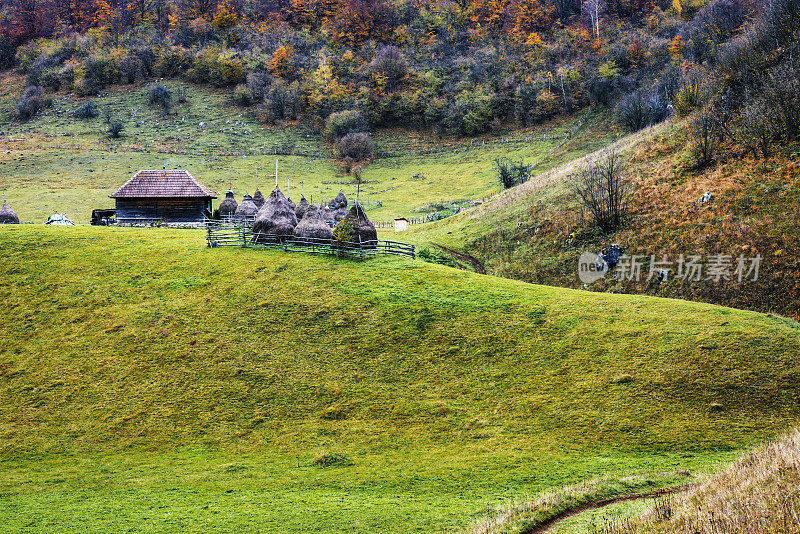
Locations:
331;0;392;48
514;0;556;35
268;45;294;78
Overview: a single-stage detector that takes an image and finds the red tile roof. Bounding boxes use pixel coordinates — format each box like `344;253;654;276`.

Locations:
110;170;217;199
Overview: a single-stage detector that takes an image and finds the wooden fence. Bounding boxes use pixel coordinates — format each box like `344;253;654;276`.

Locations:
205;222;415;259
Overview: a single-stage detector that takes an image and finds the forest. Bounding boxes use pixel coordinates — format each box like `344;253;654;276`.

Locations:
0;0;798;160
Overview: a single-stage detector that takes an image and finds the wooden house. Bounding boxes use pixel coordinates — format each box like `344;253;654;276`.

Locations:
394;217;409;232
110;170;217;225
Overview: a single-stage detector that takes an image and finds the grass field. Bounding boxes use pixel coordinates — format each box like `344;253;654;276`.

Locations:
1;225;799;532
0;77;613;224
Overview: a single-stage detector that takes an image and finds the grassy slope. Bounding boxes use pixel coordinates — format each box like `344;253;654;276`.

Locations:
0;76;600;225
615;428;800;534
1;226;800;532
405;120;800;318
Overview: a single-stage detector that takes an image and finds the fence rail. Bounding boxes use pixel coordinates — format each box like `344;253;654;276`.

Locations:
205;222;414;259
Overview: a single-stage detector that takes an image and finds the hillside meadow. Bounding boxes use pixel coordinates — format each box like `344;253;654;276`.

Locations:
0;79;616;225
1;225;799;532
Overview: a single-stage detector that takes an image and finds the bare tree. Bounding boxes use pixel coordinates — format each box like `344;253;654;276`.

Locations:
573;150;631;234
691;106;718;168
584;0;604;40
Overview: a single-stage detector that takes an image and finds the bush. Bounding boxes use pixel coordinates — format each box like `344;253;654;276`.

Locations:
40;69;61;91
148;84;172;111
312;452;353;468
573;150;631;234
617;91;651;131
74;100;99;120
674;81;703;116
108;120;125;138
370;45;408;91
246;71;272;102
232;84;251;106
260;81;302;123
324;110;368;142
691;107;718;168
336;132;374;161
495;158;532;189
16;86;45;121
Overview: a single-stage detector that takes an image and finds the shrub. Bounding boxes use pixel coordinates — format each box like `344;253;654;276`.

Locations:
573;150;631;234
674;80;703;116
336;132;374;161
312;452;353;468
16;86;45;121
40;69;61;91
324;110;368;142
495;158;532;189
370;45;408;91
763;62;800;142
74;100;99;120
232;84;251;106
260;81;302;123
108;120;125;138
691;107;718;168
617;91;651;131
246;71;272;102
148;84;172;112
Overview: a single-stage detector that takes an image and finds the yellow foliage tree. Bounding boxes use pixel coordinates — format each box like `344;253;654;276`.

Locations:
669;34;685;61
212;0;239;30
268;46;294;78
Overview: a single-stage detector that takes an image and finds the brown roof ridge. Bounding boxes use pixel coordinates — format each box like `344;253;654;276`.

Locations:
110;169;217;199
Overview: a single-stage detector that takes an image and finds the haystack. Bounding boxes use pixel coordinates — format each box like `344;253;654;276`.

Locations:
295;196;310;220
329;191;348;210
234;194;259;221
219;190;238;220
294;204;333;240
253;188;265;208
333;207;348;221
0;201;19;224
251;187;298;242
334;203;377;249
287;197;296;212
319;204;335;225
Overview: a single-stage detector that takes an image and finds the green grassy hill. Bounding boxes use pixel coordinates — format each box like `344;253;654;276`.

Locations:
0;76;612;225
1;225;799;532
405;120;800;318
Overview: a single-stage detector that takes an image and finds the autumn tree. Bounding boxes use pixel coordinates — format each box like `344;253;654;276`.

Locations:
212;0;239;29
331;0;392;48
514;0;556;35
583;0;604;39
268;45;293;78
370;45;408;92
470;0;506;33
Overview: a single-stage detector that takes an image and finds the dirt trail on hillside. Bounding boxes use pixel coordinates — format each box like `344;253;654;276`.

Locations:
525;485;692;534
433;245;487;274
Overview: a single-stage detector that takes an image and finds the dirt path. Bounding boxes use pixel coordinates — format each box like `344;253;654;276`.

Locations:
433;244;487;274
525;486;691;534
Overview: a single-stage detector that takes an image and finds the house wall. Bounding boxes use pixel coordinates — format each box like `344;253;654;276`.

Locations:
115;198;212;223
